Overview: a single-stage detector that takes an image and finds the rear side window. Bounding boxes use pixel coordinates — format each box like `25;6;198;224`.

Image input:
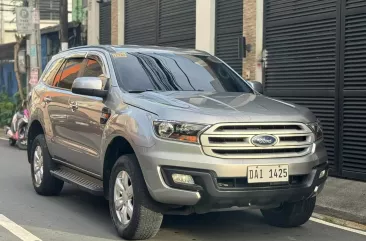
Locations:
43;58;64;86
56;58;84;90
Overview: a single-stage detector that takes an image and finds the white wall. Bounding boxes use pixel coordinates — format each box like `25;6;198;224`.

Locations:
87;0;99;45
195;0;215;54
0;0;73;44
117;0;125;45
256;0;264;83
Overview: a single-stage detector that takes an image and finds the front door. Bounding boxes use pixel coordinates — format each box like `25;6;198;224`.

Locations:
67;53;109;175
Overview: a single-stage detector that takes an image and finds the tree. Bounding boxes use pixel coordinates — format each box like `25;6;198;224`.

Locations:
14;33;25;101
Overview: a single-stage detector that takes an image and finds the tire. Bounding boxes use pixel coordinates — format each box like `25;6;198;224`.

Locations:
17;126;27;150
261;197;316;228
109;154;163;240
30;134;64;196
9;139;16;146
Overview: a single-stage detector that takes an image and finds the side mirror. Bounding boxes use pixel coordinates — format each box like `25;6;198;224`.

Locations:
72;77;108;98
247;80;263;94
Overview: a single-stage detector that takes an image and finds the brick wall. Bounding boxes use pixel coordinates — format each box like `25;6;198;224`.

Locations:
243;0;257;80
111;0;119;45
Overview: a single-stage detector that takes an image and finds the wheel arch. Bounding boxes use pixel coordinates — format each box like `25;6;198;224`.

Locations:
102;135;136;197
27;120;45;163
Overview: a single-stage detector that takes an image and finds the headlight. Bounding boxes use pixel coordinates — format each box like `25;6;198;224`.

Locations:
307;121;323;141
153;121;208;144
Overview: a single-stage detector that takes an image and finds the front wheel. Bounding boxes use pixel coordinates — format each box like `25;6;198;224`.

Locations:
109;154;163;240
261;197;316;228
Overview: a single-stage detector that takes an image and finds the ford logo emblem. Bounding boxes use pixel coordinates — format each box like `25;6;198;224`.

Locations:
251;135;278;147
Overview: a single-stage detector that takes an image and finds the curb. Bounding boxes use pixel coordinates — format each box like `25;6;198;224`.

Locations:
312;212;366;232
315;205;366;226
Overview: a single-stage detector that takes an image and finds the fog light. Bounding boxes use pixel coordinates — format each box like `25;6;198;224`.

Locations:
319;170;326;179
172;174;195;185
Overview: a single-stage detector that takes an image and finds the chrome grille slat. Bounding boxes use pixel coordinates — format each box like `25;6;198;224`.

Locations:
200;123;314;159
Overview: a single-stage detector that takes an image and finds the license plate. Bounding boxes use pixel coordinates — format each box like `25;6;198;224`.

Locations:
247;165;289;183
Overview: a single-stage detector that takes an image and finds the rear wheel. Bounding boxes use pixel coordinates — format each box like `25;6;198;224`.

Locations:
30;134;64;196
261;197;316;228
109;154;163;240
16;125;27;150
9;138;16;146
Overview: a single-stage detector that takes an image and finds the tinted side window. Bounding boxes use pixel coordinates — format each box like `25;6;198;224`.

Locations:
57;58;84;90
43;58;64;85
82;58;104;77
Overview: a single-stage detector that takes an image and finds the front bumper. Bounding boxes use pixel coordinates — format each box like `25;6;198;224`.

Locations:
136;139;328;207
161;163;328;213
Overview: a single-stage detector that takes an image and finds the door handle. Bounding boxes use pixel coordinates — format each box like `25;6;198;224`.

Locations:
69;101;78;111
43;96;52;103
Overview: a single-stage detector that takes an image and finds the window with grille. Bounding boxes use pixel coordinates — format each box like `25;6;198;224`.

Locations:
40;0;60;20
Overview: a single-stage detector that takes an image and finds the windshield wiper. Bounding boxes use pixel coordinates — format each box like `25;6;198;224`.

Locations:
128;89;155;93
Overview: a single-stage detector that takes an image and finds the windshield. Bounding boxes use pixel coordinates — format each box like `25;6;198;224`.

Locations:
111;51;253;93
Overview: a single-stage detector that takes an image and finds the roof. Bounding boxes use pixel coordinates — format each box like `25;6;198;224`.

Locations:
66;45;210;56
41;21;81;35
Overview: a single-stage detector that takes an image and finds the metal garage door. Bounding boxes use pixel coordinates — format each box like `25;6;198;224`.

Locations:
340;0;366;180
125;0;196;49
99;1;112;45
263;0;366;181
215;0;243;74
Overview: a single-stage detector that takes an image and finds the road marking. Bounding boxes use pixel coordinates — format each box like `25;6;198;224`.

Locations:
310;217;366;236
0;137;8;141
0;215;42;241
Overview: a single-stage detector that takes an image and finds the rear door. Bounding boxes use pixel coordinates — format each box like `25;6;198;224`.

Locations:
66;52;110;175
47;56;86;161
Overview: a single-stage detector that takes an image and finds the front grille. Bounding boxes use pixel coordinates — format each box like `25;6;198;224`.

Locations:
216;175;307;189
212;148;308;155
280;136;307;142
200;123;314;159
215;125;302;132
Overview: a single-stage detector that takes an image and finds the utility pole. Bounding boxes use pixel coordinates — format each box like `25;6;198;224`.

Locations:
29;0;41;90
60;0;68;51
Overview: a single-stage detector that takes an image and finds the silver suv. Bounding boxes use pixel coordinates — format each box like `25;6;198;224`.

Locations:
27;46;328;240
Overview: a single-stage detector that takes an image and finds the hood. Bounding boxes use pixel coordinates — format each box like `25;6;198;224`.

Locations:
123;91;316;124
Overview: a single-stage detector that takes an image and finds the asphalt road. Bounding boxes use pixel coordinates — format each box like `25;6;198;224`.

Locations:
0;139;365;241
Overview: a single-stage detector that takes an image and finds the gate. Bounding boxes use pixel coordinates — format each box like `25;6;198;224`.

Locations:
263;0;366;181
215;0;243;75
99;1;112;45
125;0;196;48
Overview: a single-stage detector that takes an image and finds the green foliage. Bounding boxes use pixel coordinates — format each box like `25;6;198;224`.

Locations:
13;88;27;110
0;92;16;127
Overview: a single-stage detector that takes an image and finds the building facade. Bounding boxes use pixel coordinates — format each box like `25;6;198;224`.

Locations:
0;0;73;44
90;0;366;181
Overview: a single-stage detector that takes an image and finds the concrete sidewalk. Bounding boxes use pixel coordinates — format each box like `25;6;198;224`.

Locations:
316;177;366;225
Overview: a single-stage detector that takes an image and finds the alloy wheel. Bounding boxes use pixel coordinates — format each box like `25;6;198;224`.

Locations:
33;146;44;187
114;171;134;225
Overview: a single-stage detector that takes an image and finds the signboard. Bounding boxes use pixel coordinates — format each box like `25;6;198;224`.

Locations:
18;49;27;74
32;8;40;24
16;7;33;35
29;68;39;85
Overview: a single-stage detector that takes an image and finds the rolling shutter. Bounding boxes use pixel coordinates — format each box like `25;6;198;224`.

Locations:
264;0;338;173
158;0;196;48
340;1;366;180
125;0;157;45
215;0;243;74
264;0;366;181
125;0;196;49
99;1;112;45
